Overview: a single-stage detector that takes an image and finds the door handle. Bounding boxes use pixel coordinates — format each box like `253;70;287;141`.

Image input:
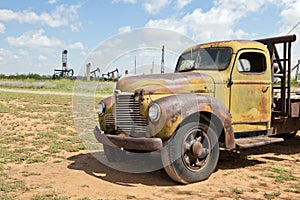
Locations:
262;86;269;93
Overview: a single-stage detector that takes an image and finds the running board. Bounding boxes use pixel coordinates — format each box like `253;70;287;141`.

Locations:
235;136;284;148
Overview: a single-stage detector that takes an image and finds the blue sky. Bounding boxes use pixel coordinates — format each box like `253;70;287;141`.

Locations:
0;0;300;75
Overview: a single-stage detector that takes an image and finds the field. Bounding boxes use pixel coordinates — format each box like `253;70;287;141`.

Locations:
0;85;300;199
0;79;116;94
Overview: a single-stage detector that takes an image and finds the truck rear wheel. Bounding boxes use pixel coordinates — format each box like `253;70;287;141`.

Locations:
161;120;219;184
282;131;298;139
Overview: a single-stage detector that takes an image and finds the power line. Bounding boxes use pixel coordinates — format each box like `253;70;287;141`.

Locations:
287;20;300;35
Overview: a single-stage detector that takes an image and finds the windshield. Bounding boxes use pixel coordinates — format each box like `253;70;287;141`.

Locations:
175;47;232;72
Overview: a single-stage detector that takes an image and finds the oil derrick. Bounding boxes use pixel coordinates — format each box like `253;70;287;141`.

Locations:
52;50;74;80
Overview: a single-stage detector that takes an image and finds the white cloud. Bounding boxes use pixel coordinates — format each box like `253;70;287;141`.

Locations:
118;26;132;33
18;49;29;57
280;0;300;34
0;23;5;33
278;0;300;66
182;8;240;41
6;29;63;49
70;22;82;32
146;7;239;41
0;4;81;31
143;0;170;14
48;0;58;4
146;17;187;35
102;38;123;48
0;9;17;22
0;48;18;64
69;42;84;50
214;0;262;12
230;29;250;39
38;55;47;61
80;51;87;56
112;0;189;14
176;0;192;9
112;0;137;3
145;0;288;41
0;48;10;62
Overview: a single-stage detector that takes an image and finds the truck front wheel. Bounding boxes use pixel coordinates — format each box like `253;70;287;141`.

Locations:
162;120;220;184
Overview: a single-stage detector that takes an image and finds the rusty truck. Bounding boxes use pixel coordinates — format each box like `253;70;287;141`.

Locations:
94;34;300;184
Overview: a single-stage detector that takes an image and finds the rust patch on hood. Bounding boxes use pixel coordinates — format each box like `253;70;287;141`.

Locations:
116;72;215;95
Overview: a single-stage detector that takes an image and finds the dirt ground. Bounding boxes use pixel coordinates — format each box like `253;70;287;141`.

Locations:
6;137;300;200
0;90;300;200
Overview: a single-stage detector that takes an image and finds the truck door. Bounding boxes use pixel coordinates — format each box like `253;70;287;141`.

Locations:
230;49;272;133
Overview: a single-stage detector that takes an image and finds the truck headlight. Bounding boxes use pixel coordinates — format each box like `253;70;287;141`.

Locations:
148;103;161;121
97;101;105;116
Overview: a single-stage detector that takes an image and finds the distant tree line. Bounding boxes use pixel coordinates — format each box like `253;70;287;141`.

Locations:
0;73;52;80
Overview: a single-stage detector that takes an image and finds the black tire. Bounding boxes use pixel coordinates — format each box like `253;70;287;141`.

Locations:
103;144;127;162
161;119;220;184
275;131;298;139
291;131;298;137
283;131;298;139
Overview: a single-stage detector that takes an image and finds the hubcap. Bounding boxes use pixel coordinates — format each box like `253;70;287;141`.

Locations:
192;141;203;157
182;127;211;171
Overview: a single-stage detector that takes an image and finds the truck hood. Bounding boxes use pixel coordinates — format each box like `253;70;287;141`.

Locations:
116;72;215;95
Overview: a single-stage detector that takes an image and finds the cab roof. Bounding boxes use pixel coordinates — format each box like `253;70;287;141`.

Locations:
181;40;268;55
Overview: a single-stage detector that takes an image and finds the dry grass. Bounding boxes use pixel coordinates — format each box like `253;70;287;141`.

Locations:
0;91;86;199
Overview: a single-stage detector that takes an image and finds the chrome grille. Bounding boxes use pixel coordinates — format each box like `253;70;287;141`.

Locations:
104;113;115;130
115;94;149;137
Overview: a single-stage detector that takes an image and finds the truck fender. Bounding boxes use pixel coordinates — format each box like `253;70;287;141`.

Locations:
153;94;235;149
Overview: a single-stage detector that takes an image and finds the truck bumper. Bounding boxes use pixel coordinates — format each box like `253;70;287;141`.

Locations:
93;126;163;151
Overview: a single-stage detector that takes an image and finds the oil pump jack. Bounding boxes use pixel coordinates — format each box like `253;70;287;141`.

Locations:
90;67;101;80
102;68;120;81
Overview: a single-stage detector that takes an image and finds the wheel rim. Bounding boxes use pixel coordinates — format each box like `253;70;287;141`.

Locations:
182;126;211;172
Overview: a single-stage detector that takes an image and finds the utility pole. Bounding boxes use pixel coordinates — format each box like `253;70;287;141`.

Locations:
134;56;137;74
296;60;300;82
161;45;165;74
151;61;154;74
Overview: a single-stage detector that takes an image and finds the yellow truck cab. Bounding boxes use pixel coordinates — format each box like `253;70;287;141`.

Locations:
94;35;300;184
